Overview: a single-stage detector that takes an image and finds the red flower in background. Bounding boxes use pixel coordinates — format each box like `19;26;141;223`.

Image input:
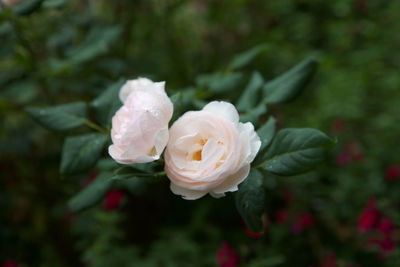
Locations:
1;260;19;267
377;217;393;236
359;198;396;257
385;165;400;181
103;189;124;211
358;197;380;233
336;151;352;166
291;212;315;234
216;241;239;267
336;141;365;166
379;236;395;255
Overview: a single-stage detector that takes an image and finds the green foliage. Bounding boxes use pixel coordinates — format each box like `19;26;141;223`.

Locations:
235;169;265;233
60;133;108;174
236;71;264;112
263;57;318;104
261;128;334;176
239;104;267;126
2;0;399;266
91;79;125;128
257;116;276;151
196;71;243;94
229;43;269;70
66;25;121;65
12;0;44;15
68;172;114;213
26;102;88;131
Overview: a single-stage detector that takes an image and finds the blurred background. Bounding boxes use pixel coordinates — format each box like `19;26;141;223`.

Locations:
1;0;400;266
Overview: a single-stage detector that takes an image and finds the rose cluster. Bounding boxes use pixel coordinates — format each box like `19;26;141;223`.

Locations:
108;78;261;200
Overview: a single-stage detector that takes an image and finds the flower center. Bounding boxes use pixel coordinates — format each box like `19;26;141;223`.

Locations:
191;138;208;161
192;149;202;161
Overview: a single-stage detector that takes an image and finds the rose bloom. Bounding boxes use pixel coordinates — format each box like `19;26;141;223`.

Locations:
165;101;261;200
108;78;173;164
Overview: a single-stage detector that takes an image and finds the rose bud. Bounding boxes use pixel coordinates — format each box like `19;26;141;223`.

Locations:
108;78;173;164
165;101;261;200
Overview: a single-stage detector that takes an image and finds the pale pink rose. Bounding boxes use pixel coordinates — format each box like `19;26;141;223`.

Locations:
165;101;261;200
119;77;165;104
108;78;173;164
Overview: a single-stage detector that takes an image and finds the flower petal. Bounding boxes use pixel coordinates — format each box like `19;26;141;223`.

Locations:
212;164;251;194
170;182;208;200
203;101;239;123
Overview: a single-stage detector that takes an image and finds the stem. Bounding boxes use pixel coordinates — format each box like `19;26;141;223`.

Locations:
83;119;109;135
112;171;166;180
254;162;264;169
155;171;166;177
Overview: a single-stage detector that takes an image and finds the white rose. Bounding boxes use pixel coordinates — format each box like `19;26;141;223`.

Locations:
108;78;173;164
165;101;261;200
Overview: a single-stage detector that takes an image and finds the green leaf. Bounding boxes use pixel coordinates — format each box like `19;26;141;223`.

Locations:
257;116;276;151
42;0;66;9
90;79;125;128
26;102;87;131
263;57;318;104
68;172;113;213
229;43;269;70
67;25;121;64
235;169;265;233
170;88;199;119
1;80;39;104
261;128;334;176
60;133;108;174
240;104;267;126
114;177;146;195
237;71;264;112
12;0;44;15
196;71;243;94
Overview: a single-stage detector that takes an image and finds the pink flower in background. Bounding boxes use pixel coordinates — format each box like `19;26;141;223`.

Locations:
358;197;380;233
377;217;393;235
336;141;365;166
103;189;124;211
385;165;400;181
346;142;365;163
336;150;351;166
370;236;396;257
216;241;239;267
379;236;395;255
1;260;19;267
291;212;314;234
